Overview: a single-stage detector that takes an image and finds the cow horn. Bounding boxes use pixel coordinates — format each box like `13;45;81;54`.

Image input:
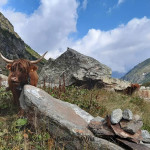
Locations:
30;51;48;64
0;52;14;63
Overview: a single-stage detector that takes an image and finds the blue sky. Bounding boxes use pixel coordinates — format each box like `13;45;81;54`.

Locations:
0;0;150;77
3;0;40;15
77;0;150;37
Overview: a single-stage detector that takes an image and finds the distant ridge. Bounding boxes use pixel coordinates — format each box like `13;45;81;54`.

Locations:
122;58;150;84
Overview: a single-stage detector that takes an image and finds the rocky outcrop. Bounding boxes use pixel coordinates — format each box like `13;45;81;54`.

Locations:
19;85;124;150
101;77;130;90
39;48;112;87
0;12;46;75
39;48;131;90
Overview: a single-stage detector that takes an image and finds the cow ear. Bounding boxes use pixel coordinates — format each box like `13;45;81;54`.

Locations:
6;64;12;70
29;65;38;72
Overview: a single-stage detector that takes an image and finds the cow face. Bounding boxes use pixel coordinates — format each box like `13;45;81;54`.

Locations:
6;60;38;87
0;52;47;106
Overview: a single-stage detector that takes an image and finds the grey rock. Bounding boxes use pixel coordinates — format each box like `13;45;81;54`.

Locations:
120;120;143;134
91;116;105;122
142;130;150;143
102;77;131;90
0;74;8;87
39;48;112;88
122;109;133;121
111;109;123;124
19;85;124;150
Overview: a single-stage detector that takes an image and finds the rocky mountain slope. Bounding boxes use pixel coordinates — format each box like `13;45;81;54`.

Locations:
122;58;150;84
0;12;47;75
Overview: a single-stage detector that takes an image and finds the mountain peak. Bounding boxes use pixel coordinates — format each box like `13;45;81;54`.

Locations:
0;12;19;38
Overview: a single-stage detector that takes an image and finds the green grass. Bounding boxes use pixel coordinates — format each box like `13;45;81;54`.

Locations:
1;85;150;149
0;87;54;150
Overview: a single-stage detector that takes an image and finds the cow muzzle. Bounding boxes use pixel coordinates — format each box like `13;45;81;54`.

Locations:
11;77;20;84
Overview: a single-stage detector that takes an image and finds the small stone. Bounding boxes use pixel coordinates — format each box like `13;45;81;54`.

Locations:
111;109;123;124
142;130;150;143
120;120;143;134
122;109;133;121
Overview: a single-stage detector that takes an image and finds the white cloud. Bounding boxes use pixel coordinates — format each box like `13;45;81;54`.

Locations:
0;0;78;59
82;0;88;10
0;1;150;74
108;0;125;13
70;17;150;73
0;0;7;7
117;0;125;6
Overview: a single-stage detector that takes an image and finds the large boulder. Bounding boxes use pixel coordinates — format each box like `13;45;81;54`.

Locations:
19;85;124;150
39;48;112;88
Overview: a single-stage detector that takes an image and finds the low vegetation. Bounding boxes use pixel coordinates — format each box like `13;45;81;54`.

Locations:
0;87;53;150
0;84;150;149
44;85;150;132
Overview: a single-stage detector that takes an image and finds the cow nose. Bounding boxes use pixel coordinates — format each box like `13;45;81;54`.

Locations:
11;77;18;82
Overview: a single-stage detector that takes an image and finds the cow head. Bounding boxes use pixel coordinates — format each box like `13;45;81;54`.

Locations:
0;52;47;88
6;60;38;87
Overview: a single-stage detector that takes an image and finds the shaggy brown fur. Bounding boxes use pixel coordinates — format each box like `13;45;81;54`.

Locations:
7;59;38;105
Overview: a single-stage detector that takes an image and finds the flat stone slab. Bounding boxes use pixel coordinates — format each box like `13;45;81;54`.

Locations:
20;85;124;150
20;85;93;132
120;120;143;135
